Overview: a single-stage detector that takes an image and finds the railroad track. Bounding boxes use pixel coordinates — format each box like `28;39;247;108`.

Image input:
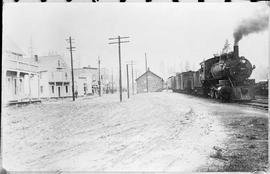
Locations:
174;91;269;110
238;100;268;111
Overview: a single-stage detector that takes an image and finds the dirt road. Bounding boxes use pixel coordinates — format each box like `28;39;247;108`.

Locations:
2;92;268;172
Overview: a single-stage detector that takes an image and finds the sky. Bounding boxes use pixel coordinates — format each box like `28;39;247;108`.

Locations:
3;2;269;84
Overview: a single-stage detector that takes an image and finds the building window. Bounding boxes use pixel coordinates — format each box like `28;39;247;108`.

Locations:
66;86;68;93
14;79;17;95
51;72;54;79
19;79;22;92
58;60;60;67
41;86;43;93
52;86;54;93
7;78;11;89
65;72;68;80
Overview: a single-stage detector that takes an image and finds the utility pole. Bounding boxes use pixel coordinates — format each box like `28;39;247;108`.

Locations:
126;64;130;99
125;60;135;95
111;68;114;94
98;57;101;97
66;36;76;101
108;36;130;102
145;53;149;93
131;60;134;95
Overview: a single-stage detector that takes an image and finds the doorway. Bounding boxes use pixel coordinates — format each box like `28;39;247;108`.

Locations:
58;86;61;97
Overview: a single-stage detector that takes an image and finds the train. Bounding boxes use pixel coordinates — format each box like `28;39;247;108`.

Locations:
167;45;256;101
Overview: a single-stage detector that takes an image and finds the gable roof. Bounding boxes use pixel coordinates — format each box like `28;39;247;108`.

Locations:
136;70;163;81
37;55;69;71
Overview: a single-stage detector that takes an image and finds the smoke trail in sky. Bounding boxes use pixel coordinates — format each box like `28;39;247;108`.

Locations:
233;9;269;45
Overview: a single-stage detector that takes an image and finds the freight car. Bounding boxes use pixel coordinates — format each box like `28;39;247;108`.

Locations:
173;71;195;93
166;76;175;90
255;80;268;96
170;45;256;101
171;71;206;95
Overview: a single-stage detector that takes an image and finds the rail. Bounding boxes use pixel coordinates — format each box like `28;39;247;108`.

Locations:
237;99;268;111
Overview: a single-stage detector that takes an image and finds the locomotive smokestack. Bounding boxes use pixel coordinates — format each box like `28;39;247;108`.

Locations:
234;44;239;59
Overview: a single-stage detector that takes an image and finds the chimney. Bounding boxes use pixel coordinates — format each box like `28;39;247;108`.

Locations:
234;45;239;59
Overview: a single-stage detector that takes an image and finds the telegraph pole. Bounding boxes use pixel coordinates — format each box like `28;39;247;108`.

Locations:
111;68;114;94
131;60;134;95
66;36;76;101
108;36;130;102
125;60;135;95
98;57;101;96
126;64;130;99
145;53;149;93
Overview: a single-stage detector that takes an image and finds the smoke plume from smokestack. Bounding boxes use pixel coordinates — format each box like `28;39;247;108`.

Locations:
233;10;269;45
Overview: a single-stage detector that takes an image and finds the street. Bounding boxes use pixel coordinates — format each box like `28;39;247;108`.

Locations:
2;91;268;172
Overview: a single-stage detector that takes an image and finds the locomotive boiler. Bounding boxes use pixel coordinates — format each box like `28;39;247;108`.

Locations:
209;45;254;82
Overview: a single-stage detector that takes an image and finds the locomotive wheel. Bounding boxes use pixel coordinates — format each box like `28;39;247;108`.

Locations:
210;90;215;98
221;92;230;102
214;91;219;99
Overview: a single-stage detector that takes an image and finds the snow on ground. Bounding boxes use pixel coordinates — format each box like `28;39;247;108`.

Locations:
2;92;268;172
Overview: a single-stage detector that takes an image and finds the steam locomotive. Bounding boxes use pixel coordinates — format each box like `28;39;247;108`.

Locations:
167;45;256;101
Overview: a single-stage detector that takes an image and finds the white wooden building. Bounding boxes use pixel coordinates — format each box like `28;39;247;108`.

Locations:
74;67;94;96
2;37;40;104
37;55;72;98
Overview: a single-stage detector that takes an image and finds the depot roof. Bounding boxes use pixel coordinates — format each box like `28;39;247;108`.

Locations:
136;70;163;82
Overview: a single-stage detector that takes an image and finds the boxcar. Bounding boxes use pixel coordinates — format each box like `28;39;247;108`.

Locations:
171;76;176;91
180;71;195;92
175;73;181;92
167;76;174;89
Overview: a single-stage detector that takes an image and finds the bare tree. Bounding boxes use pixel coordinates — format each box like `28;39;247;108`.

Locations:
179;62;183;73
191;63;196;71
185;61;190;71
159;61;165;79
